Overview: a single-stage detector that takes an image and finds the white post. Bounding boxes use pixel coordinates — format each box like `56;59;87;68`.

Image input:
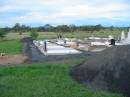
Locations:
121;31;125;40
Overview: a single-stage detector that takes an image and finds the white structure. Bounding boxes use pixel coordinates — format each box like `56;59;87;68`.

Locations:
127;29;130;39
88;37;102;40
121;31;125;40
121;28;130;44
91;41;110;46
33;40;81;55
56;39;76;46
108;35;114;40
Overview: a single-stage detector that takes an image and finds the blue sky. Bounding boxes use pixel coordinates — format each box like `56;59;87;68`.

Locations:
0;0;130;27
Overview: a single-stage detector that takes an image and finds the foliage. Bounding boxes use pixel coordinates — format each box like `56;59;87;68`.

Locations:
69;24;76;33
2;23;128;34
56;25;71;32
12;23;30;34
0;31;6;38
30;30;39;40
0;28;9;39
13;23;21;32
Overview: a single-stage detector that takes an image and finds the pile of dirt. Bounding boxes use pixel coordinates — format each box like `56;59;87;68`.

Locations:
71;45;130;97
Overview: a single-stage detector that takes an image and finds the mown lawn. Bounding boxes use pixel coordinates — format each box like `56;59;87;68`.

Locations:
0;64;124;97
0;40;22;55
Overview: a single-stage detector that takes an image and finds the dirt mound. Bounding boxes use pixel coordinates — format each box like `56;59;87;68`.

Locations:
71;45;130;97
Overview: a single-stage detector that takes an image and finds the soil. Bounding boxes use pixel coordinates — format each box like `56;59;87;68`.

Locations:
71;45;130;97
0;54;27;65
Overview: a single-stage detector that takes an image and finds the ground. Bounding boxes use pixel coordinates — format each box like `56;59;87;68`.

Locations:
0;40;27;65
0;55;27;65
0;32;124;97
0;63;123;97
0;40;22;55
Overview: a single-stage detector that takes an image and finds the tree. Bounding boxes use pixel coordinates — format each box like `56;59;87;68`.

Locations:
13;23;21;32
30;30;39;40
0;28;9;39
0;32;6;39
95;24;102;31
21;24;26;33
38;26;45;32
12;23;31;35
56;25;70;32
44;24;53;32
110;26;114;31
69;24;76;33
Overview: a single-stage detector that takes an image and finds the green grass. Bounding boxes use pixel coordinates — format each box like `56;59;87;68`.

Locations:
5;32;58;40
0;63;124;97
0;40;22;55
5;30;122;40
57;29;122;39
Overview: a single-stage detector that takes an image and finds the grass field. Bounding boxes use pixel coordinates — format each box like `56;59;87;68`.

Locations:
0;40;22;55
0;63;124;97
5;30;122;40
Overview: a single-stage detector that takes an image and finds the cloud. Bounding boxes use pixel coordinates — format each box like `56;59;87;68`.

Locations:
51;2;129;19
0;0;130;26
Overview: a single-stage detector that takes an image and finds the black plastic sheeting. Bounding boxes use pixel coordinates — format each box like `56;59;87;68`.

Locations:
71;45;130;97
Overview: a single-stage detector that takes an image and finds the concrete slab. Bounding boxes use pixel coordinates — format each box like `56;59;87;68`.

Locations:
34;40;81;55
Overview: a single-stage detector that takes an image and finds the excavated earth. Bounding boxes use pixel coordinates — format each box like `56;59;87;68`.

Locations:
71;45;130;97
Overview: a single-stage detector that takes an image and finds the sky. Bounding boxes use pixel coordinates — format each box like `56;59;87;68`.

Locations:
0;0;130;27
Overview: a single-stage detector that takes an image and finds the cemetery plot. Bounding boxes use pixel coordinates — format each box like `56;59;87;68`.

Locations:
33;40;81;55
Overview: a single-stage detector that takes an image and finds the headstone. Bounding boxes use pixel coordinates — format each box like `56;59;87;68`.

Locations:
121;28;130;44
121;31;125;40
127;30;130;40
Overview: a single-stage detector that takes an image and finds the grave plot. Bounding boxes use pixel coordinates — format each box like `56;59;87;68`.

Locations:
22;37;93;62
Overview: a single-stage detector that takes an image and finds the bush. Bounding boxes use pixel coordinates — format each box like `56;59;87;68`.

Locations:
30;31;39;40
0;28;8;39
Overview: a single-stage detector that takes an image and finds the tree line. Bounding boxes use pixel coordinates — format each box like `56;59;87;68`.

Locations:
0;23;129;38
